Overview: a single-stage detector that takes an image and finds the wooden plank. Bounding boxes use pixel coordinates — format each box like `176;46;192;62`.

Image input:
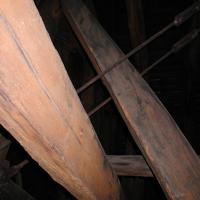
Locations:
108;155;200;177
124;2;147;197
61;0;200;199
108;155;153;177
0;1;121;200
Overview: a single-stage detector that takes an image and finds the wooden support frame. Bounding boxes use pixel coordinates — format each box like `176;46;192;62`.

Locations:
108;155;200;177
62;0;200;199
108;155;153;177
0;1;121;199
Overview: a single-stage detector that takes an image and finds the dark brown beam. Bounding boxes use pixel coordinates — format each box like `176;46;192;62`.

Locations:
108;155;200;177
62;1;200;199
0;1;121;199
108;155;153;177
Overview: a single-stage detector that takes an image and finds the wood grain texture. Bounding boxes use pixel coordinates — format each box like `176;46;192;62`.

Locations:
108;155;200;177
62;0;200;199
108;155;153;177
0;1;121;199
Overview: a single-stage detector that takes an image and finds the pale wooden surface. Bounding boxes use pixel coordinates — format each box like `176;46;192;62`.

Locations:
0;1;121;199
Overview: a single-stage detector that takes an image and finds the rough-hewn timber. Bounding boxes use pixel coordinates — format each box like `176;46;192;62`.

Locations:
0;1;121;199
62;0;200;199
108;155;153;177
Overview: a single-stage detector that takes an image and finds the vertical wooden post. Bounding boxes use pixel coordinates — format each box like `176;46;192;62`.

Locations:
0;1;121;199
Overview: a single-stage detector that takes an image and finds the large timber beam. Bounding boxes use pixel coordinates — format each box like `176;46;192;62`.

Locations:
62;0;200;199
0;1;121;199
108;155;200;177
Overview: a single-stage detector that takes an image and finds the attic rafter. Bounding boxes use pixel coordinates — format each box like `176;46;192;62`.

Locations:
0;1;122;199
62;0;200;199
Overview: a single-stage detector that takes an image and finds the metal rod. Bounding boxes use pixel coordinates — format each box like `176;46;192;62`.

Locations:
141;52;172;76
88;28;200;117
174;0;200;26
88;97;112;117
77;22;174;94
77;1;200;94
141;28;200;76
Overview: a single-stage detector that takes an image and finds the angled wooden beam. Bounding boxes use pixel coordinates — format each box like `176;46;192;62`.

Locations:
108;155;153;177
108;155;200;177
62;0;200;199
0;1;121;199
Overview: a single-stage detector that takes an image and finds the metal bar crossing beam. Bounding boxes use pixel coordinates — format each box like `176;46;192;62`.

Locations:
62;0;200;199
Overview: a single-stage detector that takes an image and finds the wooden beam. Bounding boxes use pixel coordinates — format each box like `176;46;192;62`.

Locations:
0;1;121;200
61;0;200;199
108;155;153;177
108;155;200;177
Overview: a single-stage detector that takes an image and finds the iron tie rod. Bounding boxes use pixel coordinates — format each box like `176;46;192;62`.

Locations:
77;0;200;94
